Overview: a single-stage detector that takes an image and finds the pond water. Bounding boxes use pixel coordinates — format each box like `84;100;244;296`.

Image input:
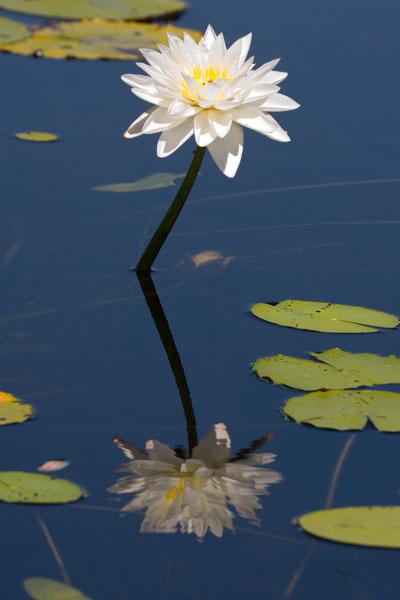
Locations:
1;0;400;598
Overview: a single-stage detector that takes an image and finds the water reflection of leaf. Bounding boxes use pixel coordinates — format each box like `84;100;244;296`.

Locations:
251;300;399;333
92;173;185;193
284;389;400;431
23;577;92;600
253;348;400;391
298;507;400;548
109;423;281;540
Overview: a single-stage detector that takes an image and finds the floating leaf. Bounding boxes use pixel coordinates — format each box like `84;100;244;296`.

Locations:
1;20;200;61
251;300;399;333
93;172;185;193
0;16;30;44
0;472;84;504
23;578;91;600
0;391;34;425
15;131;58;143
38;460;70;473
253;348;400;391
0;0;186;20
298;507;400;548
283;390;400;431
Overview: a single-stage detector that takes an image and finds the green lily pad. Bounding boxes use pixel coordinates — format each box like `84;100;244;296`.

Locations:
0;0;186;20
0;472;84;504
283;389;400;431
0;16;30;44
0;391;34;425
251;300;399;333
15;131;58;142
298;507;400;548
1;20;200;61
24;578;92;600
92;172;185;193
253;348;400;391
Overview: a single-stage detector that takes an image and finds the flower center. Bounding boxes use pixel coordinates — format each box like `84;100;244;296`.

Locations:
181;64;232;105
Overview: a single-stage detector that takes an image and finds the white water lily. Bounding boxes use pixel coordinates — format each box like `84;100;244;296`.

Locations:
109;423;282;540
122;25;299;178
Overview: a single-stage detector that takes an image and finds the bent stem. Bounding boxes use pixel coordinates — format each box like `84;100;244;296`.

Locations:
135;145;206;274
137;271;198;452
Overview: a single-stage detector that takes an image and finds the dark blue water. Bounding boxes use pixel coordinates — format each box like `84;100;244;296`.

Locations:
1;0;400;598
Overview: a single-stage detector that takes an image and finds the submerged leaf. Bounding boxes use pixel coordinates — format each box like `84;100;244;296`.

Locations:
298;507;400;548
253;348;400;391
251;300;399;333
0;472;83;504
0;16;30;44
0;0;186;20
190;251;224;268
24;578;91;600
93;172;185;193
15;131;58;142
1;20;200;61
284;389;400;431
0;391;34;425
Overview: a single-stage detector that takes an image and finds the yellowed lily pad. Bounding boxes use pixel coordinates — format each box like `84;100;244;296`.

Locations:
251;300;399;333
92;173;185;193
24;578;92;600
253;348;400;391
0;472;84;504
0;391;34;425
0;0;186;20
15;131;58;142
284;389;400;431
298;507;400;548
0;16;30;44
1;19;201;61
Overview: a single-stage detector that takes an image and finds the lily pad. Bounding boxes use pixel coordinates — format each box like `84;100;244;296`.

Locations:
0;391;34;425
92;172;185;193
15;131;58;142
24;578;92;600
251;300;399;333
253;348;400;391
298;507;400;548
1;20;200;61
0;0;186;21
0;16;30;44
0;472;84;504
283;389;400;431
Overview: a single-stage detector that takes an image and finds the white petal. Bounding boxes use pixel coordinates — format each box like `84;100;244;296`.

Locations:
194;111;218;147
124;108;155;139
157;118;194;157
226;32;252;69
145;440;182;464
121;73;153;88
260;93;300;112
167;100;199;118
261;71;288;85
207;109;232;138
200;24;217;49
208;123;244;178
131;87;167;107
233;107;276;134
143;107;184;134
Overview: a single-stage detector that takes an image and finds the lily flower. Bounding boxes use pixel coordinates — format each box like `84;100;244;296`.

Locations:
109;423;282;540
121;25;299;178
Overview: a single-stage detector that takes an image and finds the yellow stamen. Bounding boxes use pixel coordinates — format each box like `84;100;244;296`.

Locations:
165;476;203;502
180;64;232;105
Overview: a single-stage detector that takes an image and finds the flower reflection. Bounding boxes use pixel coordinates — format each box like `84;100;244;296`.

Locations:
109;423;282;540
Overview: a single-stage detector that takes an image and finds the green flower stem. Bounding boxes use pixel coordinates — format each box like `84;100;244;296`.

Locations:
135;145;206;274
137;272;198;452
